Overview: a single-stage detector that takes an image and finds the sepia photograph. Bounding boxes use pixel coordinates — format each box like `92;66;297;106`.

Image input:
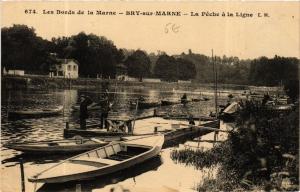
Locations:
1;1;299;192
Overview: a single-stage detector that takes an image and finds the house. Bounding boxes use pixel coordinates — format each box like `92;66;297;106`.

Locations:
2;67;25;76
50;59;79;79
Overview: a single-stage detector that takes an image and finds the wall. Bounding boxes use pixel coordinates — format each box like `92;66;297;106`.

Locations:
62;60;78;79
7;70;25;76
143;78;161;83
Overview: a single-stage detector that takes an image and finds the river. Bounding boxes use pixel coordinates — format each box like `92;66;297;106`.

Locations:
1;85;243;192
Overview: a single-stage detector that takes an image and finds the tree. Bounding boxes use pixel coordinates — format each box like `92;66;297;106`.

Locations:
2;24;53;74
176;58;196;80
284;79;299;102
124;50;151;81
154;54;177;81
249;56;299;86
52;32;124;78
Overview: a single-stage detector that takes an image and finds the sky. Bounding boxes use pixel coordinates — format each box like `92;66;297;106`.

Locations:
2;1;300;59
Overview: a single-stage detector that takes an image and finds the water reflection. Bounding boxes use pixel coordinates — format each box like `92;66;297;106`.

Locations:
1;86;236;192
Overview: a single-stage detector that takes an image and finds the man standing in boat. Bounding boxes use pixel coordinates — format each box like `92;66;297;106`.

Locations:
181;93;188;105
100;90;111;129
79;95;93;130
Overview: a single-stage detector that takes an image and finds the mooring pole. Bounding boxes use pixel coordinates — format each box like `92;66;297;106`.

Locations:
75;184;82;192
19;158;25;192
66;122;69;130
132;100;139;134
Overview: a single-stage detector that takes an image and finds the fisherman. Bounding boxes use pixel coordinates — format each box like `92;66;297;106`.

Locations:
262;93;271;106
79;95;93;130
188;115;195;125
138;95;145;102
100;91;111;129
181;93;188;104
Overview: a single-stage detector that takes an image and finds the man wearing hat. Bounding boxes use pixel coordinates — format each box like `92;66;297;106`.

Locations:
79;95;92;130
100;91;111;129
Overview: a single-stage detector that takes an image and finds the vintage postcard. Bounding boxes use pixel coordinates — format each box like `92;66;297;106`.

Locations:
1;1;299;192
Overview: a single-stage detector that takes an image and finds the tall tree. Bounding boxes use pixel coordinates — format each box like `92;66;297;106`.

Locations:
2;24;53;74
124;50;151;81
52;32;124;78
154;54;177;81
176;58;196;80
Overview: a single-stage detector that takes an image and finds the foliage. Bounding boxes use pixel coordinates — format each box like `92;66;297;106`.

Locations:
2;25;299;84
2;24;54;74
171;101;299;191
249;55;299;86
153;54;197;81
284;79;299;102
124;50;151;81
52;32;124;78
176;58;196;80
154;54;177;81
178;53;251;84
226;101;299;187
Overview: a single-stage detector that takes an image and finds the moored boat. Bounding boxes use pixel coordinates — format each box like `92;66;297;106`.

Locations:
130;101;160;109
28;134;164;183
3;138;111;155
8;106;63;120
71;102;101;111
161;100;181;106
192;97;210;102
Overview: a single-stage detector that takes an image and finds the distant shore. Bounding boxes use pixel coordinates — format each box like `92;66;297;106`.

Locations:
1;75;282;92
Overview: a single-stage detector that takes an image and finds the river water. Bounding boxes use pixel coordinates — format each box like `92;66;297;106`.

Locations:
1;85;244;192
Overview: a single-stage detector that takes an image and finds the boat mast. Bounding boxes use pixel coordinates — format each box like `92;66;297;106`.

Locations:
212;50;218;118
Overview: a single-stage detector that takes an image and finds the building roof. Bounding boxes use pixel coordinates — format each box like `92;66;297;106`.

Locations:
57;59;79;65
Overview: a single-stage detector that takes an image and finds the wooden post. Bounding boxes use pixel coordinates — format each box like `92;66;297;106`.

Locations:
75;184;82;192
197;136;201;148
19;158;25;192
213;131;219;147
66;122;69;130
153;109;157;117
132;100;139;134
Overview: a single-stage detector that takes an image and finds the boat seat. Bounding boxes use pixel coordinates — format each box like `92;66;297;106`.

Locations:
72;157;119;166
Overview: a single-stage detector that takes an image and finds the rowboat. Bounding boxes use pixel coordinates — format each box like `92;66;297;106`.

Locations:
8;106;63;120
217;102;240;122
71;102;101;111
130;101;160;109
28;134;164;183
161;100;181;106
3;138;110;155
192;97;210;102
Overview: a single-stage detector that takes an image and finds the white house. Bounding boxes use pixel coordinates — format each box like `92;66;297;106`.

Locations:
50;59;79;79
2;67;25;76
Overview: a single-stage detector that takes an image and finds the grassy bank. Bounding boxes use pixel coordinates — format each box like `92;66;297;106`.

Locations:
171;101;299;191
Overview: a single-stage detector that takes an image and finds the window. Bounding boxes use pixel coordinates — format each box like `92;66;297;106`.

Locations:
68;65;71;71
73;65;77;71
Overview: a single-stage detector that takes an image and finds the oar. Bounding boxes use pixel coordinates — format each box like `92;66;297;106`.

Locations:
90;138;106;144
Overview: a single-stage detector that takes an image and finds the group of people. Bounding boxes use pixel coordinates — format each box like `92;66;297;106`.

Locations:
79;90;111;130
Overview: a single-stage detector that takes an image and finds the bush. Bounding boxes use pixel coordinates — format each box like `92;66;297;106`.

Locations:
171;100;299;191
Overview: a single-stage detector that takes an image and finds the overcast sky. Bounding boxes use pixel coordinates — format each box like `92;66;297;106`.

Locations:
2;1;300;59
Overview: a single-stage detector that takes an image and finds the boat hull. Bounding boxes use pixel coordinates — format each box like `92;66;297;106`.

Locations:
8;107;63;120
28;135;164;183
31;145;161;183
130;101;160;109
4;143;108;155
161;100;180;106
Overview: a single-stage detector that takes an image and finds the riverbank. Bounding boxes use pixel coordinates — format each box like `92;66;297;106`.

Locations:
2;75;282;93
171;101;299;191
